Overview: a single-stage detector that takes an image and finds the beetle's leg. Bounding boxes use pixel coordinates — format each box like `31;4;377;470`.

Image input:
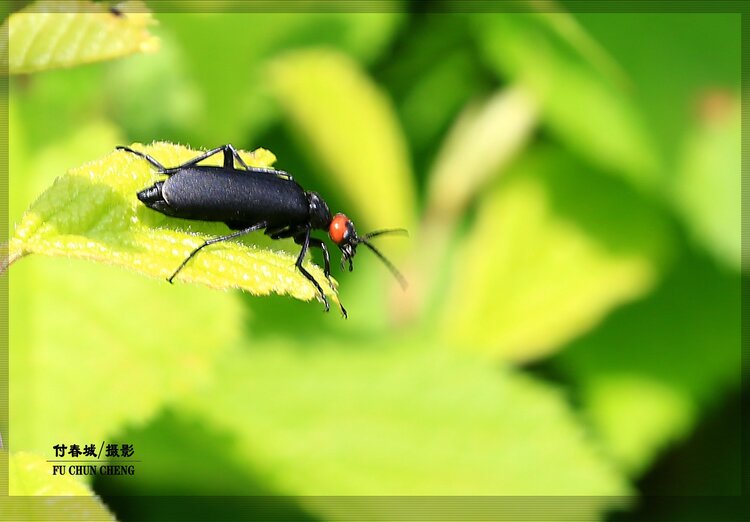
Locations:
173;144;294;180
119;144;294;180
264;225;294;239
117;146;169;172
130;144;244;174
168;221;268;283
295;228;330;313
159;145;237;173
118;145;232;175
217;144;293;180
222;144;240;169
309;238;347;318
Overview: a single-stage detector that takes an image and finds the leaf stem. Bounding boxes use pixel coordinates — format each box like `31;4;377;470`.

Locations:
0;240;25;275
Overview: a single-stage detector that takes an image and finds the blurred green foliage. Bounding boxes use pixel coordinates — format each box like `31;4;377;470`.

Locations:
5;3;741;521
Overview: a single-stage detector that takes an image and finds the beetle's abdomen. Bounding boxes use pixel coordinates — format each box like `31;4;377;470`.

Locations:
137;181;176;216
161;167;310;226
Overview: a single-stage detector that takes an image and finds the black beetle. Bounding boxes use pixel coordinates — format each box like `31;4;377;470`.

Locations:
118;144;407;318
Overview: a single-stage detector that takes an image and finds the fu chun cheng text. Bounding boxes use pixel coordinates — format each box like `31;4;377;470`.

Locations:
52;464;135;476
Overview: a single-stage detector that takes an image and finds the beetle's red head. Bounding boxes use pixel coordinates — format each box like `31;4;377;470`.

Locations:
328;212;408;288
329;213;355;247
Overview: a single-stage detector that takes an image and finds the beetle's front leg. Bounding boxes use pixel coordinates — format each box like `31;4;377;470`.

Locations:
309;238;347;318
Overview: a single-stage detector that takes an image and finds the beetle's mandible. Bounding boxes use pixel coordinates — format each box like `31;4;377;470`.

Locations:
117;144;407;318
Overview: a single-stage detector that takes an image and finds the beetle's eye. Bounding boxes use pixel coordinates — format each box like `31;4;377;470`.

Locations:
329;213;350;245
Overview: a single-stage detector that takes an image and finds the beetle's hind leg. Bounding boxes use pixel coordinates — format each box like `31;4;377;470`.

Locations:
177;144;295;180
119;144;294;180
119;144;245;175
165;144;241;171
117;146;169;172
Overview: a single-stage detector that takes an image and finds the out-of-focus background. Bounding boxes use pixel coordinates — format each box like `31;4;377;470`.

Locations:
4;2;742;521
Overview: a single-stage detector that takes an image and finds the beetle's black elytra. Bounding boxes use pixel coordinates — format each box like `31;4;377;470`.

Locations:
118;144;407;318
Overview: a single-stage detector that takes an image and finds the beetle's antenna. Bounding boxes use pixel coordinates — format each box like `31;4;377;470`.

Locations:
361;228;408;241
357;238;408;289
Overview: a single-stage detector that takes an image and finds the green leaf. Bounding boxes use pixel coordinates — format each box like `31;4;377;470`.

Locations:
10;116;123;228
9;142;340;306
141;341;629;518
426;86;538;219
441;146;672;362
556;251;741;476
673;92;740;271
473;12;660;189
6;452;116;519
405;86;537;320
269;48;416;231
2;0;159;75
9;254;243;457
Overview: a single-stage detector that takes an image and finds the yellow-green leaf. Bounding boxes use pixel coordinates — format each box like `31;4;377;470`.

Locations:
9;142;340;307
268;48;416;231
426;85;538;219
6;452;115;520
405;86;537;320
3;0;159;75
441;146;672;362
674;92;740;271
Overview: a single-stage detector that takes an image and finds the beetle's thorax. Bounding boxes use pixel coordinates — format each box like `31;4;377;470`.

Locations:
305;191;332;230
